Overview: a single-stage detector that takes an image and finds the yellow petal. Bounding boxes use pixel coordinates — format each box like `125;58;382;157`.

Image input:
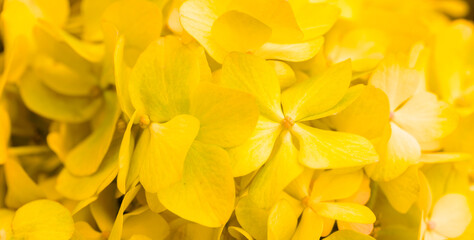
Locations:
109;184;141;240
145;192;166;213
420;152;472;163
291;208;323;240
248;131;303;207
0;107;10;164
221;52;284;121
330;85;390;141
56;140;120;200
4;158;45;208
0;209;15;239
430;193;472;238
369;57;422;111
378;166;420;213
191;82;259;148
113;35;135;119
228;116;282;177
365;123;421;181
293;123;378;169
64;91;121;176
393;92;458;149
80;0;117;42
228;226;253;240
140;115;200;193
19;72;103;123
267;60;297;90
289;1;340;40
122;209;170;239
337;222;374;235
102;0;162;51
235;195;271;240
255;38;324;63
73;221;102;240
117;111;137;194
267;198;299;240
90;186;118;232
179;0;228;62
311;170;364;202
129;36;200;122
324;230;375;240
311;202;376;224
12;199;74;240
157;141;235;227
282;59;352;121
210;10;271;53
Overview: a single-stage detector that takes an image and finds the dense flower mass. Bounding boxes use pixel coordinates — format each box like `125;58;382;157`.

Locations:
1;0;474;239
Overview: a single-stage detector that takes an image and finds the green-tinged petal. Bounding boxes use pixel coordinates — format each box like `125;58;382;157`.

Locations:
5;158;45;208
311;170;364;202
365;123;421;181
19;72;103;123
122;209;169;239
324;230;375;240
393;92;458;149
291;208;323;240
12;199;74;240
117;111;137;194
56;140;120;200
140;115;200;193
229;118;281;177
378;166;420;213
210;11;271;53
282;60;352;121
430;193;472;238
311;202;376;224
221;52;284;121
109;184;141;240
157;141;234;227
293;123;378;169
248;131;303;207
254;38;324;63
267;198;299;240
65;91;120;176
330;85;390;141
235;196;271;240
129;36;200;122
102;0;162;51
191;82;259;148
369;57;421;111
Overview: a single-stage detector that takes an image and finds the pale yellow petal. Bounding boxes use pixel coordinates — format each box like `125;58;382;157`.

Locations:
255;38;324;62
378;166;420;213
311;170;364;202
430;193;472;238
311;202;376;224
5;158;45;208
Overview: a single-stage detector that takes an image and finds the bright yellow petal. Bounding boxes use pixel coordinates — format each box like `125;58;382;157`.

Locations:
73;221;102;240
109;184;141;239
4;158;45;208
64;91;120;176
140;115;200;193
56;140;120;200
145;192;166;213
11;199;74;240
330;85;390;141
324;230;375;240
420;152;472;163
369;57;422;111
267;198;299;240
122;209;170;239
337;221;374;235
281;59;352;121
378;166;420;213
117;111;137;194
248;131;303;207
293;123;378;169
129;36;200;122
365;123;421;181
210;10;271;53
289;0;340;40
393;92;458;149
113;35;135;119
267;60;297;90
0;107;10;164
311;202;376;224
221;52;284;121
228;116;282;177
235;195;271;240
291;208;323;240
311;170;364;202
255;37;324;62
228;226;253;240
191;82;259;148
157;141;235;227
430;193;472;238
0;209;15;239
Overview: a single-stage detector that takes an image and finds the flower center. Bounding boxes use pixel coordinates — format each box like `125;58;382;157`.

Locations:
389;112;395;121
139;115;151;128
426;220;436;230
282;116;295;129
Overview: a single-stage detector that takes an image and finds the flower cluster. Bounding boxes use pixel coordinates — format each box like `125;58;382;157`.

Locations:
0;0;474;239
